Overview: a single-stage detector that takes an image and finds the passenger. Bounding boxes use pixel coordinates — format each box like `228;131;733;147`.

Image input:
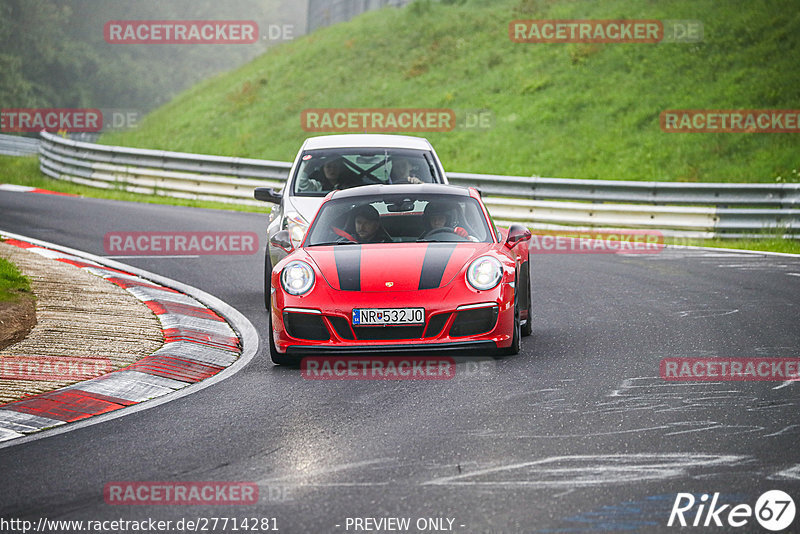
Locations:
351;204;392;243
389;157;424;184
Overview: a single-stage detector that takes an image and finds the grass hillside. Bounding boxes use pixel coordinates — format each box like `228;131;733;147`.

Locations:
0;255;32;303
102;0;800;183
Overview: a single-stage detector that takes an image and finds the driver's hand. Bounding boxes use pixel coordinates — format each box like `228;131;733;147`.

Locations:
454;227;468;237
407;176;423;184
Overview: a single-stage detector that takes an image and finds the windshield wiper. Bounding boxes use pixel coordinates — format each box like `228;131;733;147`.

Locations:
308;240;358;247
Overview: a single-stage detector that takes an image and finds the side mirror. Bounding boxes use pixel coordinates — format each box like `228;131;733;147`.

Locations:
254;187;282;204
270;230;293;253
505;224;531;249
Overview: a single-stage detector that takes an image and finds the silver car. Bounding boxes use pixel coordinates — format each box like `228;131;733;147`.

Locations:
254;134;450;305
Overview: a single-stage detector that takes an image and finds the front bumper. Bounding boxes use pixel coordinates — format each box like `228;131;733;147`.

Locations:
285;340;497;354
270;282;515;355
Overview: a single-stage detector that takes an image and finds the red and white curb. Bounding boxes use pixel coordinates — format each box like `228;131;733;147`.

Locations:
0;231;257;446
0;184;78;196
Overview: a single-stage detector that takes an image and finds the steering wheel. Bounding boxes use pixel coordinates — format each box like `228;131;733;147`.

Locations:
418;227;468;241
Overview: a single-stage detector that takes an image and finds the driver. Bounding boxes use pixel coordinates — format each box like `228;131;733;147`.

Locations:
389;157;424;184
420;202;470;238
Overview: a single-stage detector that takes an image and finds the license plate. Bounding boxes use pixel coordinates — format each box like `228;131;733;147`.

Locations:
352;308;424;326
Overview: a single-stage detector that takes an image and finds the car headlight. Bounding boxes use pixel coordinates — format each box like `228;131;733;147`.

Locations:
281;261;315;295
285;212;309;247
466;256;502;291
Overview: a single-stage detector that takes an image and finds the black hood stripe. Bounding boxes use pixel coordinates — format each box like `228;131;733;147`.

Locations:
334;245;361;291
418;243;458;290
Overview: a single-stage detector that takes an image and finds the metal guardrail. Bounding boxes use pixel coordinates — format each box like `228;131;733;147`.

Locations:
451;173;800;238
448;172;800;208
37;130;800;238
38;131;289;207
0;134;40;156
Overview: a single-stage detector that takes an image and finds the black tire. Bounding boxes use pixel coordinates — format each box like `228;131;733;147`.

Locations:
500;283;521;356
268;309;299;366
263;245;272;310
522;259;532;337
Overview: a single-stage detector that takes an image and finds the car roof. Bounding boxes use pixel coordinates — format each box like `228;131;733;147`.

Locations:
329;183;471;200
302;134;433;151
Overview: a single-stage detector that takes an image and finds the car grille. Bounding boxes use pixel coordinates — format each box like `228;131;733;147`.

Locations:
450;305;498;337
424;313;450;338
327;315;354;340
353;326;425;341
283;312;330;341
311;307;493;343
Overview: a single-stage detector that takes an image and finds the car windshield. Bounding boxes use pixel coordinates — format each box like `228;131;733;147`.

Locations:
305;193;494;245
292;148;441;196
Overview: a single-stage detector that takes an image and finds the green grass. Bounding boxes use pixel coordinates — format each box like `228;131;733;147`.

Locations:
2;155;796;254
0;255;32;303
101;0;800;183
0;156;267;214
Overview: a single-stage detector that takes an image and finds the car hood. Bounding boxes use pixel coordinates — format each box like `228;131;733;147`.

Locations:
304;242;495;292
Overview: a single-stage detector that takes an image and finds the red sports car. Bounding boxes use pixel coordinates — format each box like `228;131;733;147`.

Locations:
266;184;532;365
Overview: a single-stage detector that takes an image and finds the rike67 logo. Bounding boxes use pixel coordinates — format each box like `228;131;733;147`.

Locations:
668;490;795;531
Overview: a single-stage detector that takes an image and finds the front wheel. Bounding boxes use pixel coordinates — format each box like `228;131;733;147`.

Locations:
263;245;272;310
500;287;521;356
268;309;299;366
522;260;532;337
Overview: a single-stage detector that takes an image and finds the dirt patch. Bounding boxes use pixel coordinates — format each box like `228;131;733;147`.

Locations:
0;296;36;351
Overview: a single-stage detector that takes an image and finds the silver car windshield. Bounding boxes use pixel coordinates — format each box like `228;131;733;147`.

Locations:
305;194;493;245
292;149;441;196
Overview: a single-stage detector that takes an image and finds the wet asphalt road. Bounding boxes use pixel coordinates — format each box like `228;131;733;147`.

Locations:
1;191;799;533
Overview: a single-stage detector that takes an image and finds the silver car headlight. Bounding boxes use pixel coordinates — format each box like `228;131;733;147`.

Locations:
466;256;502;291
285;212;309;248
281;261;315;295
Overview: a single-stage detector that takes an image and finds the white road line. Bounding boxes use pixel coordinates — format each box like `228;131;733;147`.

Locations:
468;426;671;439
422;454;747;487
103;255;200;259
764;425;800;437
771;465;800;480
